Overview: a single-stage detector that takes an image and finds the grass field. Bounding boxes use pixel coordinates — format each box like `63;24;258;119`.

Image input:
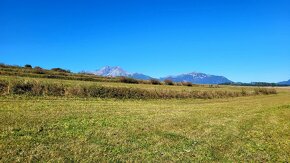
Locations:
0;76;289;162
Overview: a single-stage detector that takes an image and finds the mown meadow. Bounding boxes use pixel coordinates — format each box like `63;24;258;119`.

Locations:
0;65;289;162
1;93;289;162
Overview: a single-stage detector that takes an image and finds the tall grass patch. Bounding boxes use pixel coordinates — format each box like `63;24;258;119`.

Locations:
0;78;278;99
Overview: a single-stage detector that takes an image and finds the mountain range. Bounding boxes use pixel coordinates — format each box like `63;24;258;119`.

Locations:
278;79;290;85
93;66;152;80
93;66;233;84
160;73;232;84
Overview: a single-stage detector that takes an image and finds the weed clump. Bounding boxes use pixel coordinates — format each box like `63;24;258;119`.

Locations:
241;89;248;96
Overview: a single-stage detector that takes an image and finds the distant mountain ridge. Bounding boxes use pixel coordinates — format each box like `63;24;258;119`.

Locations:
160;72;232;84
93;66;129;77
277;79;290;85
93;66;233;84
93;66;152;80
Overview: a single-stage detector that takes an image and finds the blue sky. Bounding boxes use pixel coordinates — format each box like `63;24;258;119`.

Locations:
0;0;289;82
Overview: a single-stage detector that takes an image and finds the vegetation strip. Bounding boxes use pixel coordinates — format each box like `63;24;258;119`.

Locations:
0;79;277;99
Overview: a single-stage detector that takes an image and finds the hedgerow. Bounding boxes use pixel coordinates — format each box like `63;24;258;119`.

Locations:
0;79;277;99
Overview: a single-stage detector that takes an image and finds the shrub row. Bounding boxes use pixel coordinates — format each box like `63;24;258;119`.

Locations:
0;79;277;99
254;88;277;95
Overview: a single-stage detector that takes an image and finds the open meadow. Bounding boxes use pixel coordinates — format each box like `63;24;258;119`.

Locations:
0;75;289;162
2;0;289;161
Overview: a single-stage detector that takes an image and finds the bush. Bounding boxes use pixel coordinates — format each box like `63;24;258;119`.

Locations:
51;68;71;73
138;80;151;84
119;77;139;84
44;84;65;96
24;64;32;68
65;86;87;97
11;81;34;94
254;88;277;95
182;82;193;87
150;79;161;85
31;82;45;96
34;66;42;69
164;79;174;85
34;66;45;74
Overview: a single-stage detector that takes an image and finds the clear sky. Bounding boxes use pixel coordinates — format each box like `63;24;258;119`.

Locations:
0;0;289;82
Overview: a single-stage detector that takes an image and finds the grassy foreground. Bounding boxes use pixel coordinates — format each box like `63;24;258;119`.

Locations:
0;92;289;162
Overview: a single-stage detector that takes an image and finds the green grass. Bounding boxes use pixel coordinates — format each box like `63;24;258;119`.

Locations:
1;92;289;162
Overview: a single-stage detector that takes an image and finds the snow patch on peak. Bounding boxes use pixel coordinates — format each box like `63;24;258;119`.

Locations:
93;66;153;80
187;72;209;78
93;66;129;77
